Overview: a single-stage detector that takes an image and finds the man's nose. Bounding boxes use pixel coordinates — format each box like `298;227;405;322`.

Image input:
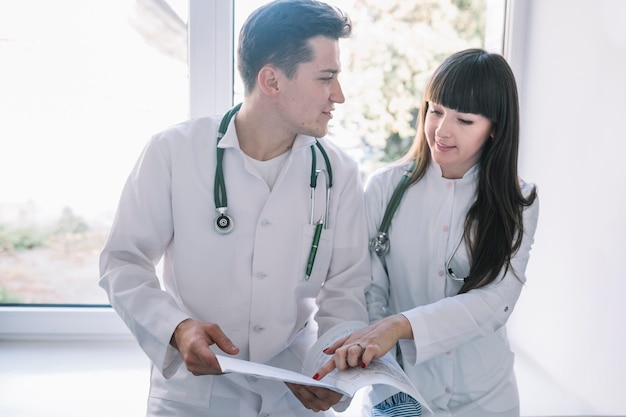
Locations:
331;80;345;103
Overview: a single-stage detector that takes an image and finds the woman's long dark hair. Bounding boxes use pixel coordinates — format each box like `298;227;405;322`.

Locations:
404;49;537;294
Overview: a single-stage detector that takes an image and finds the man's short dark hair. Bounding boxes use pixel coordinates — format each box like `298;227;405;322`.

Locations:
237;0;351;94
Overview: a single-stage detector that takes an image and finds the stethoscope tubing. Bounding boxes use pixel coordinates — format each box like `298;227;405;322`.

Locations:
214;104;333;234
369;158;417;257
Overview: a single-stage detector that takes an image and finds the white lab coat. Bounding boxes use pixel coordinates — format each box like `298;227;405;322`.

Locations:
99;113;370;416
365;161;539;417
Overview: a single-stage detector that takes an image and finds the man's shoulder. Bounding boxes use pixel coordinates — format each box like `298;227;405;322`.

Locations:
314;136;359;167
160;116;219;135
150;116;220;145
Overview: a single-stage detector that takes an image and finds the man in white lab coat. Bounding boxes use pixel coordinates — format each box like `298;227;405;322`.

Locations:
99;1;370;416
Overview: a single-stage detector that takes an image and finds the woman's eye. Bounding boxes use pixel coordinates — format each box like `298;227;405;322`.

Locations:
458;118;473;125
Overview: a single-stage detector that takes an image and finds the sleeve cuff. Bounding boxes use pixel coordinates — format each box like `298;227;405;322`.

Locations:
162;343;183;378
398;312;422;366
332;395;351;412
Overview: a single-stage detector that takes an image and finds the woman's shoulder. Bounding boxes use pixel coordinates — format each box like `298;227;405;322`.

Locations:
518;178;539;226
366;160;413;189
519;177;538;199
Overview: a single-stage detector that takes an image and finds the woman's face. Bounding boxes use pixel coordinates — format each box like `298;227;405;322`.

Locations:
424;102;493;179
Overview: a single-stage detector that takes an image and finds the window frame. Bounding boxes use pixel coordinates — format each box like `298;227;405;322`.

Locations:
0;0;521;340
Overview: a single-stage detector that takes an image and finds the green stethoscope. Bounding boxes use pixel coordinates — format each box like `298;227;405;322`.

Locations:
369;158;469;282
214;103;333;234
368;158;417;257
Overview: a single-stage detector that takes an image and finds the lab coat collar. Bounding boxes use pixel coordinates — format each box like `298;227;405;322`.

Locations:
429;160;480;184
216;113;317;154
216;114;242;151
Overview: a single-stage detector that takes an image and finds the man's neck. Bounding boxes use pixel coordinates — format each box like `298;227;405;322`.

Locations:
234;102;296;161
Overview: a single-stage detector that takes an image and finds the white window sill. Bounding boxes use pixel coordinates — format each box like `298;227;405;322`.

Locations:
0;306;132;340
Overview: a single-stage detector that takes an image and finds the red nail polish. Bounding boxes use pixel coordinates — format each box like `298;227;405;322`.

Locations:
322;348;329;354
312;373;320;380
361;362;366;368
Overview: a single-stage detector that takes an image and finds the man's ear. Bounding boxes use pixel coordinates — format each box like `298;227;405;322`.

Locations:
257;65;280;97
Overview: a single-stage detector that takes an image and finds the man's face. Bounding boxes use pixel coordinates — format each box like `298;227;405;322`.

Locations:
275;35;345;138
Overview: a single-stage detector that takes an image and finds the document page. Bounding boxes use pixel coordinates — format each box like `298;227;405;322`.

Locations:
216;354;344;393
215;321;429;411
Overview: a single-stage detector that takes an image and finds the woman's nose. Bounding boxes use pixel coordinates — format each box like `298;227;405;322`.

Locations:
436;115;452;137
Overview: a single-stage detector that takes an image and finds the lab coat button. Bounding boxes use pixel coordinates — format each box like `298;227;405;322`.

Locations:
261;219;271;227
445;387;452;394
447;182;453;188
438;270;444;277
442;225;449;232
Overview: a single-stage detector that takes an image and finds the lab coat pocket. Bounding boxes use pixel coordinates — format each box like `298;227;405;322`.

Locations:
298;223;333;292
149;362;215;407
445;239;470;296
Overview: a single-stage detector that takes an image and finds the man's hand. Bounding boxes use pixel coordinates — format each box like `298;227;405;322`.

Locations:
285;382;344;412
171;318;239;375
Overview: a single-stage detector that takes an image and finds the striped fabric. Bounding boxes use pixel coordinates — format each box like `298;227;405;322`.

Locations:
372;392;422;416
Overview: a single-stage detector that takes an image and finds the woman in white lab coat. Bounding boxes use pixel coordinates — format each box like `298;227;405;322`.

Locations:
315;49;539;416
99;1;370;416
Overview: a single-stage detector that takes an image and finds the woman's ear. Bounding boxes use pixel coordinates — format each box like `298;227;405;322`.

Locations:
257;66;280;97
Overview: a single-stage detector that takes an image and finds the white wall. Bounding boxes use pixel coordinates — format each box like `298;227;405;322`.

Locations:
507;0;626;415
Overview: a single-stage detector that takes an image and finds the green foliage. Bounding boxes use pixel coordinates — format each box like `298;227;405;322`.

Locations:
339;0;487;166
0;207;89;254
54;207;89;235
0;285;21;303
0;224;47;252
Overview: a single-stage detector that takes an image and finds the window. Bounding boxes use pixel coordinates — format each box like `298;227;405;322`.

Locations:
0;0;189;306
0;0;505;335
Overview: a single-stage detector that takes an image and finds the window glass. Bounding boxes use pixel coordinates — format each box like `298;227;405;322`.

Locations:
0;0;189;305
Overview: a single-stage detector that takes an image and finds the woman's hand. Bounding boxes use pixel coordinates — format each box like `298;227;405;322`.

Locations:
313;314;413;381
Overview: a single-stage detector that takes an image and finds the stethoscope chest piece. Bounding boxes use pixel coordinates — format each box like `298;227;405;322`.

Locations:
215;208;234;234
369;232;390;257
